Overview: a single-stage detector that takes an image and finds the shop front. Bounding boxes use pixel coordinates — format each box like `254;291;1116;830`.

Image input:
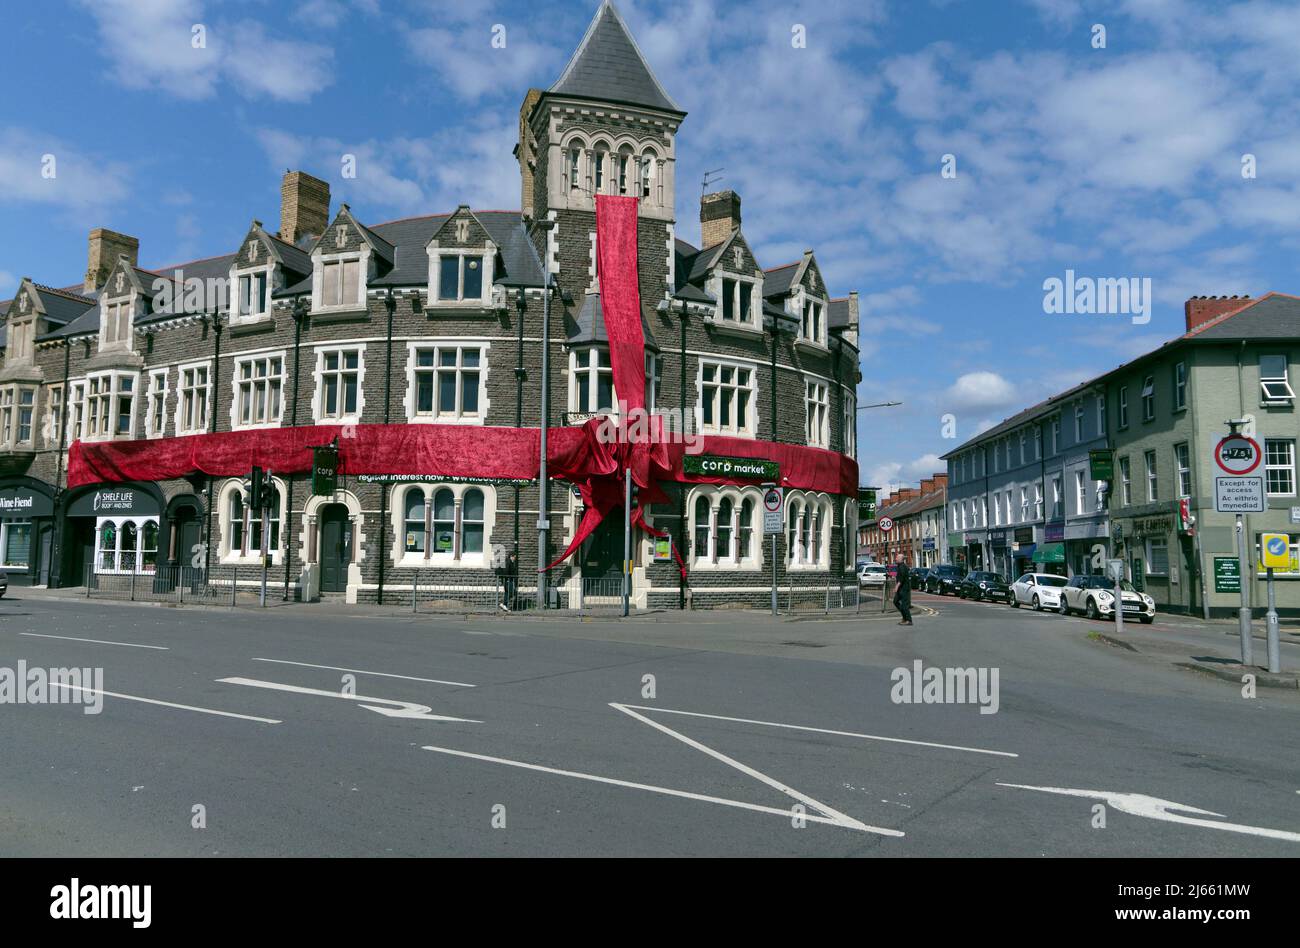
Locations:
1031;541;1066;575
60;484;163;586
1012;527;1036;577
0;478;57;586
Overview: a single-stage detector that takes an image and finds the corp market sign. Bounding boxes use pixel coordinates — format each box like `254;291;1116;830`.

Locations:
681;454;779;481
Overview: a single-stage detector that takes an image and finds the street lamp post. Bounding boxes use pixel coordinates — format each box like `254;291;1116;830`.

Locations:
535;223;557;609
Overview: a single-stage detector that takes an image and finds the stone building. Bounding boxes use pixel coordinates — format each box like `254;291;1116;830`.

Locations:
0;1;860;608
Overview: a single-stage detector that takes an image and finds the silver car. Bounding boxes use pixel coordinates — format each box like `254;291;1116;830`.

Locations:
1008;572;1068;611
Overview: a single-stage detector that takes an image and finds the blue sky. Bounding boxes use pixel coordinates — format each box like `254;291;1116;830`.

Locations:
2;0;1298;496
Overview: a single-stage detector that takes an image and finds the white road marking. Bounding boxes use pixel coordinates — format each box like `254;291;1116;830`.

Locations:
611;703;894;834
217;677;481;722
998;783;1300;844
616;703;1017;758
250;658;475;688
419;744;901;835
20;632;168;650
48;683;280;724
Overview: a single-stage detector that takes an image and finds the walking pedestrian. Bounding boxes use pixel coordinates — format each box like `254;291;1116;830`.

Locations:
893;553;913;626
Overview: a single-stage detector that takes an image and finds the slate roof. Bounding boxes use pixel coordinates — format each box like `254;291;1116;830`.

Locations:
566;291;659;350
762;262;799;298
1182;292;1300;340
549;1;682;115
367;211;546;290
828;297;852;330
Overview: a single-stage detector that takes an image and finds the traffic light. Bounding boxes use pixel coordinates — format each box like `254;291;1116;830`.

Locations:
250;466;264;510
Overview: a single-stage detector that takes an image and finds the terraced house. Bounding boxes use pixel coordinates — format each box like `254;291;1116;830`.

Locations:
0;1;860;609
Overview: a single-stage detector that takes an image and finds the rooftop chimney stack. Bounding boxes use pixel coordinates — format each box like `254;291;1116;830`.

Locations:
700;190;741;248
84;228;139;294
516;88;543;220
1185;294;1250;333
279;170;331;248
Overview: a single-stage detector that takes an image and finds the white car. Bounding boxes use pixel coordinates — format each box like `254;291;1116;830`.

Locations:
1008;572;1069;611
0;571;7;598
1057;575;1156;623
859;564;887;588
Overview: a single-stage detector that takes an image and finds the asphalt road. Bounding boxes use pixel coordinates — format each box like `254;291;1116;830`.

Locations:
1;590;1297;856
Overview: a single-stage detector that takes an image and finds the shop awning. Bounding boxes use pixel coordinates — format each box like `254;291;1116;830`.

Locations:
1032;542;1065;563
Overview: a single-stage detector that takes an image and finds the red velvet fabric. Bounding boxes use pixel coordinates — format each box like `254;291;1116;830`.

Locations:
595;195;646;413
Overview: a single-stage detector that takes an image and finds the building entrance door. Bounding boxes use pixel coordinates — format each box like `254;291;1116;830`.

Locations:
581;510;626;582
319;504;351;593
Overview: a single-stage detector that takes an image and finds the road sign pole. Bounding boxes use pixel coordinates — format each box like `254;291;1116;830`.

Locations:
1266;567;1280;674
1236;513;1252;667
623;467;631;618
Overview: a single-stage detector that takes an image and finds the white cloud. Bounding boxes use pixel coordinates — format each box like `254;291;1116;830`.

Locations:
0;127;131;215
0;271;16;299
77;0;334;103
942;371;1018;412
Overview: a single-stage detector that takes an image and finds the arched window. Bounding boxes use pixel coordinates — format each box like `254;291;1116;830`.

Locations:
716;497;734;562
807;505;821;566
593;143;609;193
229;492;245;553
432;488;455;554
568;145;582;190
121;521;138;572
694;496;711;560
404;490;426;553
98;522;117;572
142;521;159;573
462;489;485;554
639;151;657;201
617;146;634;196
787;499;802;564
738;498;754;562
801;505;814;565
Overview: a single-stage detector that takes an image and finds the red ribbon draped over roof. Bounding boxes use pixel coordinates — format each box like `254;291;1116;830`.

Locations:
67;193;858;575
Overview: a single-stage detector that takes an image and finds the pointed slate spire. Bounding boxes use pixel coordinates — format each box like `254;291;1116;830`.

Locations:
550;1;682;114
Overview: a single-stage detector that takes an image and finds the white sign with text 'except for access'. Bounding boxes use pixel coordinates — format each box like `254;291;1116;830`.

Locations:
1214;476;1266;514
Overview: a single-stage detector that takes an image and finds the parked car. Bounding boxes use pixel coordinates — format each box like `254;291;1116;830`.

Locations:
0;571;7;598
958;571;1010;602
1008;572;1069;611
910;567;932;590
1057;574;1156;623
926;565;965;595
859;564;887;588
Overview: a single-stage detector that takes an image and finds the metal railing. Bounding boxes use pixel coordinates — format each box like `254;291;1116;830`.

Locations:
85;563;258;606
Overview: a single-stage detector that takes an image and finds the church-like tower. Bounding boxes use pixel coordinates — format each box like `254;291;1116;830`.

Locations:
517;0;684;309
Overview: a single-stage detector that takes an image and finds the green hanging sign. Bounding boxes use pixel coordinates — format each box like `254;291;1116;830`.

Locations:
312;446;339;497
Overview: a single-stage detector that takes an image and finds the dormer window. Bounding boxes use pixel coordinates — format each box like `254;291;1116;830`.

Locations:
5;318;32;363
802;299;824;345
237;271;268;318
717;276;757;326
429;246;494;308
102;298;134;347
320;258;361;308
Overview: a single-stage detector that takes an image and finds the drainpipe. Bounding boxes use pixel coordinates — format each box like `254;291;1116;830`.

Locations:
376;288;395;605
50;337;72;587
283;297;306;601
678;301;688;610
769;319;778;443
204;313;222;575
513;290;526;558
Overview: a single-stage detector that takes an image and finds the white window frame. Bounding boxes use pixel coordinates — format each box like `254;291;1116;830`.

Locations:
687;486;761;570
842;390;856;460
785;491;833;570
1264;439;1297;497
99;294;135;349
1145;449;1158;502
1075;470;1087;514
83;371;138;442
698;357;758;437
219;478;286;565
568;346;616;420
144;368;168;438
405;340;489;425
1175;442;1192;498
175;360;212;436
312;240;371;313
43;383;63;449
428;246;496;308
1119;456;1132;506
1141;376;1155;422
1145;535;1170;576
1260;354;1295;405
67;380;86;445
1118;386;1129;428
93;516;160;575
1173;361;1187;411
230;351;286;431
312;344;366;426
710;272;761;329
805;378;830;448
387;483;495;568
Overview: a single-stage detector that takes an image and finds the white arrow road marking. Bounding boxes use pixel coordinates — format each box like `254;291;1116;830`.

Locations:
49;683;280;724
250;658;475;688
217;677;481;722
21;632;168;650
610;703;897;834
419;744;901;835
998;783;1300;844
616;704;1017;758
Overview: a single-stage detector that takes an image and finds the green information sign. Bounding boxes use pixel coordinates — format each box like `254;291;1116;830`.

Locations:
1214;556;1241;593
312;446;339;496
860;488;878;521
682;454;779;480
1089;448;1114;482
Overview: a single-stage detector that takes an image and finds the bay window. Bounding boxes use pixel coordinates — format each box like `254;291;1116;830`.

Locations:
84;372;137;440
571;347;614;416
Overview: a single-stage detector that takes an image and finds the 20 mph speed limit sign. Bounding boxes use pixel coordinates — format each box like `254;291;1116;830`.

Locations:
878;516;894;533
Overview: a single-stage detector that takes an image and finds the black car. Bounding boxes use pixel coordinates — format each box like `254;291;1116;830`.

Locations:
926;564;964;595
958;571;1010;601
910;567;932;590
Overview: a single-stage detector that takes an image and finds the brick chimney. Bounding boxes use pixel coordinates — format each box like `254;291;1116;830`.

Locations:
279;170;331;248
1185;295;1250;333
84;228;139;294
932;473;948;491
700;190;741;248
